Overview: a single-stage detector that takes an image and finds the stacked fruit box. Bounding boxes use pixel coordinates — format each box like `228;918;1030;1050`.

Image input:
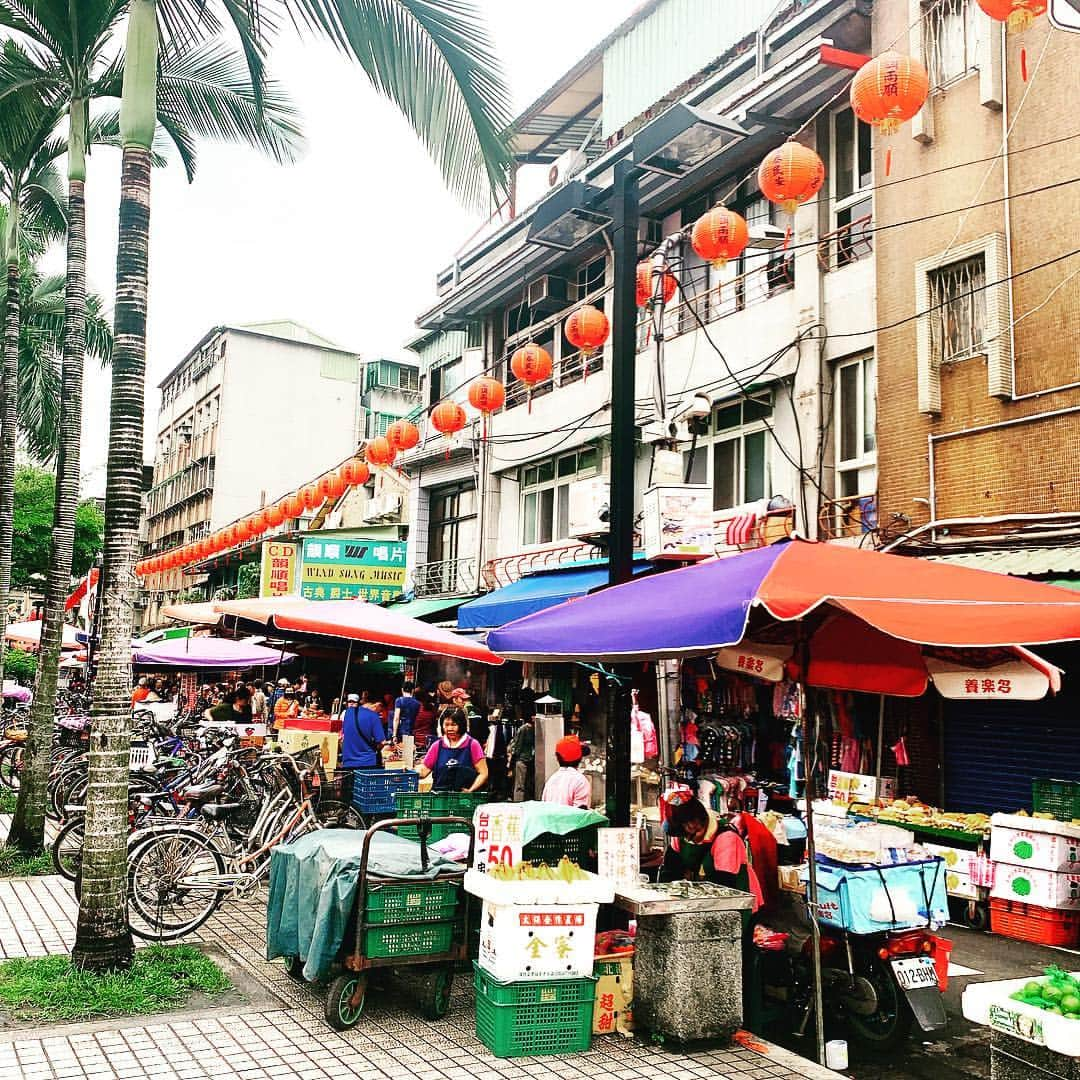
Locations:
989;813;1080;946
463;866;614;1058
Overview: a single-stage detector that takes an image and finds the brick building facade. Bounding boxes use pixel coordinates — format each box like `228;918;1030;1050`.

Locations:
873;5;1079;538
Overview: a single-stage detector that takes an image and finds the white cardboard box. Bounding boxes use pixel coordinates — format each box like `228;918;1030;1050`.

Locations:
991;813;1080;873
991;863;1080;909
924;843;981;900
827;771;897;804
478;900;598;982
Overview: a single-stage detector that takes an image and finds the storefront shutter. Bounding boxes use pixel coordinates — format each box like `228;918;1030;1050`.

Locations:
944;696;1080;814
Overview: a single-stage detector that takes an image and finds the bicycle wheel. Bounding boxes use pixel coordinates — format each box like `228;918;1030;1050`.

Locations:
127;828;228;940
51;816;85;880
0;743;24;790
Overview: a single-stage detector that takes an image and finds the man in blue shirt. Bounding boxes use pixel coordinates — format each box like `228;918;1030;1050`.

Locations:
392;682;421;742
341;692;386;769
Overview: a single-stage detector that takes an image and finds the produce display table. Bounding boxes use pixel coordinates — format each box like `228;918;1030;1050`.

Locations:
849;813;985;847
613;882;753;1043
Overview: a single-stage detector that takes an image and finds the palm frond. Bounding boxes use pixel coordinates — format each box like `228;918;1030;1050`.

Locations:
288;0;512;208
156;38;305;168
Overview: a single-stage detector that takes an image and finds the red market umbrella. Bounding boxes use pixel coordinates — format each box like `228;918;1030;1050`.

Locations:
215;596;503;666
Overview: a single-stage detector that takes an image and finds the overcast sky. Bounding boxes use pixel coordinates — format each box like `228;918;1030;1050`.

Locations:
68;1;636;494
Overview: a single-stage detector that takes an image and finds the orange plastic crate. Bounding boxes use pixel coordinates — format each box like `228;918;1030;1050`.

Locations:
990;898;1080;947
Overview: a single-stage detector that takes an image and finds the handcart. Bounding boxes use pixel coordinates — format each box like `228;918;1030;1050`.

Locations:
317;816;474;1031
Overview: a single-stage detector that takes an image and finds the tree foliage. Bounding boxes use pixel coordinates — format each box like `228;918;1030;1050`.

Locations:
1;645;36;684
12;465;103;588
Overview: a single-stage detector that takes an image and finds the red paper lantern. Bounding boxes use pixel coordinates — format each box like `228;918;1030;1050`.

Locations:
636;262;678;307
341;458;371;486
386;419;420;453
317;471;345;503
850;52;929;136
976;0;1045;31
246;514;264;537
758;142;825;214
468;376;506;414
510;343;553;386
266;502;285;528
282;495;304;520
299;483;320;510
430;400;467;436
365;436;397;468
564;305;610;357
691;206;749;269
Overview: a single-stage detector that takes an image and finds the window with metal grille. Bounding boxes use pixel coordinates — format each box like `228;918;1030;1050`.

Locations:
928;255;987;362
923;0;980;89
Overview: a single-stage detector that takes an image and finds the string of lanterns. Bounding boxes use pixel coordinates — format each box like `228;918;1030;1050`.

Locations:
136;15;1054;582
134;456;373;577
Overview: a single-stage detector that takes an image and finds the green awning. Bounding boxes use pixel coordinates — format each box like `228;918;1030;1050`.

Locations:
383;595;477;622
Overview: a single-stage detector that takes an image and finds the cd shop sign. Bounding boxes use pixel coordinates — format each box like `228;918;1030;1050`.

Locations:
300;537;406;602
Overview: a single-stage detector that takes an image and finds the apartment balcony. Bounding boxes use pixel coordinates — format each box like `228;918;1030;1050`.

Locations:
819;493;878;544
483;541;606;590
817;214;873;274
713;501;796;557
413;556;479;598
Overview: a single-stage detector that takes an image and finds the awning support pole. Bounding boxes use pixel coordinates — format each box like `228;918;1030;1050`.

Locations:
337;640;354;716
273;640;286;684
799;675;826;1066
874;694;885;791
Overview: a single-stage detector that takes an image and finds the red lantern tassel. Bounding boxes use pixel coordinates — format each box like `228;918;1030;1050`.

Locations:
1021;47;1028;82
885;148;892;178
783;226;792;251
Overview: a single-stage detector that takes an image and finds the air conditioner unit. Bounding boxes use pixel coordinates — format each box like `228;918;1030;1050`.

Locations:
641;419;692;445
547;148;587;188
568;476;611;540
527;275;575;314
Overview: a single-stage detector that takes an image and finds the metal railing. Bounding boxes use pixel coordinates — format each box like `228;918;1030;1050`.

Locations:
636;256;795;352
819;493;878;541
413;556;479;597
817;214;873;273
482;541;606;590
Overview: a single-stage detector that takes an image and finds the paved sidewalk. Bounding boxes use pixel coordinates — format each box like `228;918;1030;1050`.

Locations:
0;842;842;1080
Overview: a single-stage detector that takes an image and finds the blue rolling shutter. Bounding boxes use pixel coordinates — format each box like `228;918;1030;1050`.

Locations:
944;697;1080;814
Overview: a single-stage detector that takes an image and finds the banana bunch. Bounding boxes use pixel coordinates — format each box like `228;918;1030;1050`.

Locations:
486;856;588;882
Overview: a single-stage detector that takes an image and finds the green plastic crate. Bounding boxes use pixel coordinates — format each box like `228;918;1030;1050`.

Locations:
1033;779;1080;822
364;879;461;924
473;963;595;1058
362;919;457;959
522;825;601;871
393;791;486;842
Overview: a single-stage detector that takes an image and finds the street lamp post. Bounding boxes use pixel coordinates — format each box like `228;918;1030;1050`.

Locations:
528;104;747;827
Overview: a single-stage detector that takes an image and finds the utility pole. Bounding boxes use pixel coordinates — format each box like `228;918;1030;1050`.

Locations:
605;158;640;828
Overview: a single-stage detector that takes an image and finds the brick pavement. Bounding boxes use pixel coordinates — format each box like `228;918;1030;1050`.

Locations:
0;818;841;1080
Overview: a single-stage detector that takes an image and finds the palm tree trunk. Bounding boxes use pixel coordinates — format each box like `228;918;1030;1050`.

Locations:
72;1;158;970
0;204;20;692
8;161;88;852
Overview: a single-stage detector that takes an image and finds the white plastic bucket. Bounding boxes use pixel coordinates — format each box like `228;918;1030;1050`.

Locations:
825;1039;849;1071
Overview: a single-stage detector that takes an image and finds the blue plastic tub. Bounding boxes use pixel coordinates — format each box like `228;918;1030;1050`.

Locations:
804;857;949;934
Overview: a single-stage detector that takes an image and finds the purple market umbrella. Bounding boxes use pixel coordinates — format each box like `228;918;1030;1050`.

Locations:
132;636;296;669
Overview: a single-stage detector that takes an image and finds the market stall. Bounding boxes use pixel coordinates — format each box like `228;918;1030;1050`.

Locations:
487;538;1080;1061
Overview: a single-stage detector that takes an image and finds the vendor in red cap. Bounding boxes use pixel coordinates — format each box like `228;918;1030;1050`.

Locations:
541;735;592;809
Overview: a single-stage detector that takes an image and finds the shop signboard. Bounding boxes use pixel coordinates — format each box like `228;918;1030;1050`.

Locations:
299;537;406;602
259;540;298;597
472;803;525;873
642;484;713;561
598;828;641;886
715;641;791;683
926;657;1050;701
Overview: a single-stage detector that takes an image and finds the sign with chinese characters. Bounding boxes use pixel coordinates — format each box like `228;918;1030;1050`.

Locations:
715;642;791;683
299;537;406;602
598;828;640;886
259;540;298;597
472;803;525;873
926;657;1051;701
478;900;597;981
642;484;713;561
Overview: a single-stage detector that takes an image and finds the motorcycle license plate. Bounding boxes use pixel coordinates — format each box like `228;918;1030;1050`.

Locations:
892;955;938;991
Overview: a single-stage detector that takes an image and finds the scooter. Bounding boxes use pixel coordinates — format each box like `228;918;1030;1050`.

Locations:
748;896;949;1049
